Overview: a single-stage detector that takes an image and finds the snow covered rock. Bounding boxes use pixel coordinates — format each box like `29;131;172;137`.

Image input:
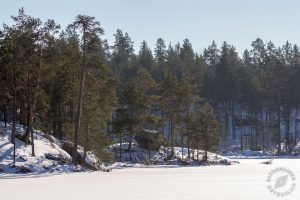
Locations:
61;141;103;171
0;121;102;174
107;143;237;168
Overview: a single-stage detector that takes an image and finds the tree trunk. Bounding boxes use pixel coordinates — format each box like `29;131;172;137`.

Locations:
277;106;281;153
265;109;269;150
181;126;184;161
261;107;265;153
285;107;291;151
231;102;236;140
83;124;89;160
73;29;86;164
186;88;190;158
3;104;7;128
192;148;195;160
250;125;254;150
225;107;229;137
58;104;63;140
69;95;74;123
294;110;297;147
119;132;122;162
23;87;37;156
204;111;208;162
148;149;151;161
240;105;243;151
170;113;175;157
22;48;42;157
128;130;133;161
30;126;35;156
20;100;26;127
254;110;258;149
23;77;33;143
12;88;17;167
187;132;190;159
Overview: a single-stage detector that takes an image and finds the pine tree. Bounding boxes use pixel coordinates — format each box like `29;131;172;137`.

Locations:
160;71;179;157
111;29;134;82
137;40;154;72
69;15;104;164
153;38;167;82
81;29;117;161
194;102;219;161
0;24;24;165
202;41;220;106
1;9;60;157
45;28;81;140
120;68;157;161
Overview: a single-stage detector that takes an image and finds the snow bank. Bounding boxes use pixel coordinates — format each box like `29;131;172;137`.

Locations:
0;121;100;173
107;142;237;168
223;149;271;158
0;121;237;173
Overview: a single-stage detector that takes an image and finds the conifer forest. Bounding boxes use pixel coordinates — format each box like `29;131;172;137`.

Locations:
1;5;300;200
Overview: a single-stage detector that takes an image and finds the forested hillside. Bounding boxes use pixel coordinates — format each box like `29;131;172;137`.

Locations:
1;8;300;165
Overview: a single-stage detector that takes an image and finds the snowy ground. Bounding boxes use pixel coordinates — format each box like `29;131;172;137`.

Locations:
0;120;236;174
108;143;236;167
0;122;100;173
0;158;299;200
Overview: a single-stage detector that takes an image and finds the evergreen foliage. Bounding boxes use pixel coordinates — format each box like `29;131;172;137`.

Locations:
1;8;300;165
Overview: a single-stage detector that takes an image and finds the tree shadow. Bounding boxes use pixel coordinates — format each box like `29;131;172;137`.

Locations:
0;172;59;179
0;170;95;179
0;142;10;149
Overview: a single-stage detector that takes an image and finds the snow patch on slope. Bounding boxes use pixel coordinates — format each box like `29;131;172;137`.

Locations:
0;122;98;173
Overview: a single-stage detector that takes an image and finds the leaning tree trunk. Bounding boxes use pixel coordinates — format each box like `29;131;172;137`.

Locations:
72;68;85;164
73;29;86;164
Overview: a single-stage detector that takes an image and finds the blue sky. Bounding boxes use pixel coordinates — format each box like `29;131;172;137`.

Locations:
1;0;300;55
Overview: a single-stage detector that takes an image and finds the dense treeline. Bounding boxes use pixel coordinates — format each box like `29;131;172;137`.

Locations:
1;9;299;164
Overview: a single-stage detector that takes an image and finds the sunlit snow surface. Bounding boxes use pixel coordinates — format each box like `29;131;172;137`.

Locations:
1;159;299;200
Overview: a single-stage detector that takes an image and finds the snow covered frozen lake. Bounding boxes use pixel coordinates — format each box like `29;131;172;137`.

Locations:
0;158;299;200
